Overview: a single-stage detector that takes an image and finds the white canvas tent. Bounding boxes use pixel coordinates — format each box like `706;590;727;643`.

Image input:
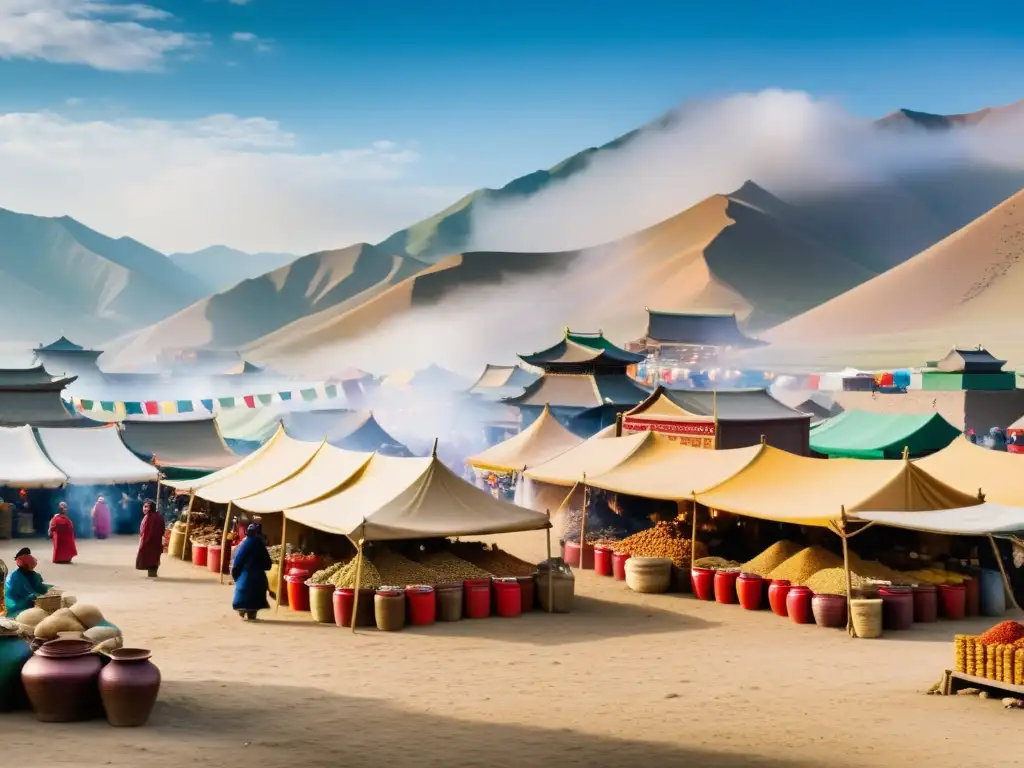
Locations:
0;426;66;487
36;426;159;485
855;504;1024;536
233;444;373;513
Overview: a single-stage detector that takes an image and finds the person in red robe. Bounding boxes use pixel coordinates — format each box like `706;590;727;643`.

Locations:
49;502;78;564
136;499;165;578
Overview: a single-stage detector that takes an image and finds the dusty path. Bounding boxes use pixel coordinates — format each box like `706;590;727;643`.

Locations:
2;537;1020;768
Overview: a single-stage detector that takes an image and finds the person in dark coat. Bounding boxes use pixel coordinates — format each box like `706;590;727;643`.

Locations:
231;523;272;621
135;499;165;578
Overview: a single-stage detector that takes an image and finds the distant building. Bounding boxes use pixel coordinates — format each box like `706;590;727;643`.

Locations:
0;364;87;427
627;309;766;387
33;336;104;380
503;329;650;436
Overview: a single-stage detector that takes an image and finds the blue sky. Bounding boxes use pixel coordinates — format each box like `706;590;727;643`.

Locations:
0;0;1022;252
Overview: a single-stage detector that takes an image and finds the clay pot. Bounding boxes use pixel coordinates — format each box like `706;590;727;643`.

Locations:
21;639;103;722
0;635;32;711
99;648;161;727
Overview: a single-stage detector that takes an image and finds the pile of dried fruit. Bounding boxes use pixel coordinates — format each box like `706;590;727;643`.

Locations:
373;549;441;586
187;524;223;545
767;546;843;585
693;556;740;570
740;541;803;577
267;544;305;563
309;561;347;585
331;558;383;589
417;551;492;581
979;620;1024;646
612;521;707;568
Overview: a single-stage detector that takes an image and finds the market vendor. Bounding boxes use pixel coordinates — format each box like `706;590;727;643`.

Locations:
4;548;51;618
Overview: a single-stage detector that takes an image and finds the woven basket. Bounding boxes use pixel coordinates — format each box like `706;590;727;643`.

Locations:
34;593;63;612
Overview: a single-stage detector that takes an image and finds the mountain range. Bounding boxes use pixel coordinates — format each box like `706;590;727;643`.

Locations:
7;99;1024;371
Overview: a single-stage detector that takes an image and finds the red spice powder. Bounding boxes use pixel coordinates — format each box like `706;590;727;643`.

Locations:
979;620;1024;646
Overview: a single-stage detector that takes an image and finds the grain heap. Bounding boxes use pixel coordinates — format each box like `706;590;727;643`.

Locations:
309;561;347;585
449;542;535;577
331;557;383;589
766;546;843;585
850;559;915;586
190;528;238;546
612;521;708;568
740;541;803;577
804;567;869;596
417;551;492;580
373;549;441;586
561;507;627;544
693;556;740;570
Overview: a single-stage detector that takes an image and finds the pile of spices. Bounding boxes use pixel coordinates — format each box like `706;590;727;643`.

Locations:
978;620;1024;646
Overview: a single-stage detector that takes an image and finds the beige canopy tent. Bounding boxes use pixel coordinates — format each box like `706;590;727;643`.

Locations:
916;438;1024;506
466;404;583;472
523;431;653;486
233;445;374;513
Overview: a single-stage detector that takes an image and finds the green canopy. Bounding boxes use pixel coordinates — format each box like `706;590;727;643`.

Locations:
809;409;960;459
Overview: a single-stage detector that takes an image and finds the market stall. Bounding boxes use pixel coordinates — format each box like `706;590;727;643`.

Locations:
467;404;583;473
916;438;1024;504
120;417;240;478
35;426;159;486
810;409;960;459
282;409;411;455
0;426;67;488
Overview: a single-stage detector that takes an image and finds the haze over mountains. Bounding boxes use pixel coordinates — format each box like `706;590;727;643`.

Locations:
8;93;1024;373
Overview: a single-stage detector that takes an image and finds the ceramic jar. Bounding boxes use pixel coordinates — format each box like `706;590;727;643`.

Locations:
98;648;161;727
21;639;103;722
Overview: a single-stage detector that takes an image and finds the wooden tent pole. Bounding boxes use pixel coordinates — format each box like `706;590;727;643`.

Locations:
690;495;698;565
545;510;553;613
275;513;287;614
987;534;1023;612
154;474;163;516
218;502;233;585
578;473;588;566
350;526;366;633
180;491;195;561
840;507;854;637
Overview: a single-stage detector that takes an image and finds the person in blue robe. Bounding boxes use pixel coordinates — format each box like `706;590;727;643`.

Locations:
231;524;272;621
4;548;50;618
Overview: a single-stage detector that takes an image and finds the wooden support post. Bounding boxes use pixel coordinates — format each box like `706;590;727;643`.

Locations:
350;535;365;633
275;514;287;614
840;508;854;637
690;496;698;567
154;475;163;516
578;473;588;567
180;491;195;561
218;502;233;585
546;510;553;613
988;534;1023;612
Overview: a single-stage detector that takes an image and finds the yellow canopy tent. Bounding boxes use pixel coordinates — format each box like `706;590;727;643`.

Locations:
523;431;653;486
466;404;583;472
916;438;1023;505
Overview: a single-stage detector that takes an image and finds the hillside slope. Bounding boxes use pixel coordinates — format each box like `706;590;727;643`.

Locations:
756;188;1024;368
0;208;206;344
170;245;297;292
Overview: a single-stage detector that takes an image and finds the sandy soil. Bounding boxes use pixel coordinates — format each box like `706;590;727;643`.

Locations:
3;535;1023;768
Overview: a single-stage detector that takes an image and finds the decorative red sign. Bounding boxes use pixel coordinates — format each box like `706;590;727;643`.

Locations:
622;417;716;437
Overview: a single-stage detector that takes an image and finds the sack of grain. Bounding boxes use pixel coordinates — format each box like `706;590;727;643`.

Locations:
82;626;121;644
34;608;85;639
93;636;123;654
16;606;48;628
69;603;104;629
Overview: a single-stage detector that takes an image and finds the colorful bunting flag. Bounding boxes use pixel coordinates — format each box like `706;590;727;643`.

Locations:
176;400;194;413
300;388;317;402
144;402;159;415
201;399;214;412
125;402;144;415
257;394;273;406
243;395;256;408
279;391;293;401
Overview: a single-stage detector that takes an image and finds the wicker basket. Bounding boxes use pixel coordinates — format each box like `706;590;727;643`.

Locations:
34;593;63;612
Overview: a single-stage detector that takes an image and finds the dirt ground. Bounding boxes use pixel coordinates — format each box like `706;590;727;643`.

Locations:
3;534;1023;768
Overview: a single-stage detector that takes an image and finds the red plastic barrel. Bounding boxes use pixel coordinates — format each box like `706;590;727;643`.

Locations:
208;544;232;574
912;584;938;623
611;551;631;580
516;576;535;612
768;580;791;617
786;585;813;624
964;577;980;617
714;570;741;604
811;594;847;627
405;585;436;626
736;573;763;610
563;541;594;569
594;546;613;577
691;567;715;601
463;579;491;619
493;579;522;618
939;584;967;620
333;588;355;627
879;586;913;630
286;575;310;612
191;544;208;567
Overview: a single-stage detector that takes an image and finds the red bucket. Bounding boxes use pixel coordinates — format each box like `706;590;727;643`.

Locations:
939;584;966;620
333;588;355;627
691;567;715;601
463;579;491;619
493;579;522;618
405;585;436;626
811;594;847;628
879;586;913;630
285;574;310;612
912;584;938;623
786;585;813;624
191;544;208;567
563;541;594;569
736;573;763;610
208;543;232;574
611;551;631;580
714;570;741;604
768;580;791;617
594;546;613;577
964;577;979;617
516;576;535;612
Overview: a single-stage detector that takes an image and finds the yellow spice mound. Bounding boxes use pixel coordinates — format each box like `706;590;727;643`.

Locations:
767;546;843;585
805;568;867;596
741;541;804;577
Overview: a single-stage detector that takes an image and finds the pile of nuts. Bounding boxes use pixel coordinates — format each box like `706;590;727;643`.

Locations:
612;521;707;567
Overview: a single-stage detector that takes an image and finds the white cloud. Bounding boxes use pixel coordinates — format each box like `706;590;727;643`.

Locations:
0;110;462;253
231;29;271;52
0;0;197;71
467;89;1024;253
